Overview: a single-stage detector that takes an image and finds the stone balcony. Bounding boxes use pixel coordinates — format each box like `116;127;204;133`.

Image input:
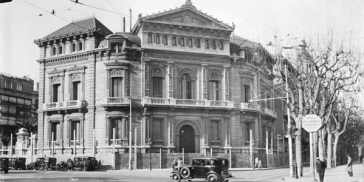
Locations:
262;107;277;118
142;97;234;109
42;100;86;111
240;102;261;113
101;97;131;107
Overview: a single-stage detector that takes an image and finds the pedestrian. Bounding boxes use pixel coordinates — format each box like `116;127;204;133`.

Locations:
316;157;326;182
254;157;259;169
177;157;183;170
172;158;178;170
258;160;262;169
346;154;353;177
359;155;363;163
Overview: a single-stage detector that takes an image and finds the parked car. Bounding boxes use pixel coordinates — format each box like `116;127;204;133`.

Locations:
73;156;97;171
0;157;9;174
170;157;230;182
34;157;57;170
9;157;26;170
56;161;67;171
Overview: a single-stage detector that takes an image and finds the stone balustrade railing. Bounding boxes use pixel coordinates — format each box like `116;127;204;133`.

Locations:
142;97;234;108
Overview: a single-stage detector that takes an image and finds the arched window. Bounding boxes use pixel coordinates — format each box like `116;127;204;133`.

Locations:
148;34;153;43
196;39;201;48
212;40;216;49
188;38;193;47
219;40;224;50
52;46;57;56
180;37;185;46
208;71;221;100
242;79;251;103
172;37;177;46
205;39;209;49
163;36;168;45
78;41;83;51
156;35;160;44
58;46;63;54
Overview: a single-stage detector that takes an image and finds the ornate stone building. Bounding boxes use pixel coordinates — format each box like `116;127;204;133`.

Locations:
34;1;279;160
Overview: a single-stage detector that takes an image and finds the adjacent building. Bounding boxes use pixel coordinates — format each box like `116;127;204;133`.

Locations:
0;73;38;147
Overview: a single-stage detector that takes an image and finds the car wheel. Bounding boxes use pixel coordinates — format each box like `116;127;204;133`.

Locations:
180;167;191;178
207;174;218;182
171;173;181;182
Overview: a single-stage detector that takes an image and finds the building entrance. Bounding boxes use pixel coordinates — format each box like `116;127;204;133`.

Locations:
179;125;195;153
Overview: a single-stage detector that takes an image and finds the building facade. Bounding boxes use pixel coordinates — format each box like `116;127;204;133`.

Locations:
34;1;281;160
0;73;38;147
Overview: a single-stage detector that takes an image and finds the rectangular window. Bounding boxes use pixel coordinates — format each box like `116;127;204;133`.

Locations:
51;122;61;141
244;85;251;102
268;127;272;147
152;118;163;145
5;80;13;89
0;105;8;113
72;81;80;100
24;100;31;106
9;97;16;103
110;118;126;140
19;110;24;116
9;106;16;114
70;121;80;141
16;83;23;91
112;77;123;97
152;77;163;98
17;98;24;105
52;84;60;102
1;95;8;102
245;123;252;142
262;125;266;146
210;120;220;145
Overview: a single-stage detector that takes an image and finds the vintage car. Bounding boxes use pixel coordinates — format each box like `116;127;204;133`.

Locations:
0;157;9;174
34;157;57;170
73;156;97;171
171;157;230;182
9;157;26;170
56;161;67;171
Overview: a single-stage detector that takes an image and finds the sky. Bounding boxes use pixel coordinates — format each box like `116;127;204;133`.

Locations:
0;0;363;82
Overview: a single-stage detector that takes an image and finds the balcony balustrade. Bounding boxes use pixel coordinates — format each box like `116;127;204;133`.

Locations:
240;102;261;112
42;100;86;111
142;97;234;109
263;108;277;118
101;97;131;107
70;140;81;146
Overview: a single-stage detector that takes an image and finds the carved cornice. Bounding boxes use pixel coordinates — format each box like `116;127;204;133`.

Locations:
104;60;130;67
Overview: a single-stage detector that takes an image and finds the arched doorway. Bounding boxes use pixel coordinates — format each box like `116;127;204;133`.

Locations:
179;125;195;153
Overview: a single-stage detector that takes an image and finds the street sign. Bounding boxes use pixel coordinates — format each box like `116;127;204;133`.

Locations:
302;114;322;132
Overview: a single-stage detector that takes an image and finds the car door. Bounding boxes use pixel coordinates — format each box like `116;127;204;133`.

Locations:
192;159;205;178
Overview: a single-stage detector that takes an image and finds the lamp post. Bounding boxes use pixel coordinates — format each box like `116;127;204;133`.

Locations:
148;138;152;171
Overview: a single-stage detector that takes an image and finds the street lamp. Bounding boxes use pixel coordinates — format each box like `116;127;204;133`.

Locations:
148;138;152;171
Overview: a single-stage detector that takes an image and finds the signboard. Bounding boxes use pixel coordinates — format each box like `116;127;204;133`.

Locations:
302;114;322;132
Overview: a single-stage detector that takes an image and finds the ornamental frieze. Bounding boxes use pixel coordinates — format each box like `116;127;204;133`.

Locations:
45;57;89;67
144;50;230;63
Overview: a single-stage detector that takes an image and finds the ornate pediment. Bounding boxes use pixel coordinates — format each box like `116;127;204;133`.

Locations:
147;10;230;30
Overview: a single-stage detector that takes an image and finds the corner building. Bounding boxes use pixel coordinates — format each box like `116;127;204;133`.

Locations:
35;1;281;166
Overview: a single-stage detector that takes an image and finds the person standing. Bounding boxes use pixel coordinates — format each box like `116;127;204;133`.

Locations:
359;155;363;163
346;154;353;177
254;157;259;169
316;157;326;182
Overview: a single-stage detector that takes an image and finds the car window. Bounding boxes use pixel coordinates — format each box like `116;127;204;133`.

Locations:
206;159;216;165
74;158;80;162
192;159;203;166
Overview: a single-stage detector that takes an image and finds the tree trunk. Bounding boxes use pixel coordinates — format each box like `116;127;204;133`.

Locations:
295;128;303;176
333;133;340;167
318;129;325;160
327;133;332;168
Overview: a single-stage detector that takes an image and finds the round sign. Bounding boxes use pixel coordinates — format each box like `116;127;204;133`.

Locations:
302;114;322;132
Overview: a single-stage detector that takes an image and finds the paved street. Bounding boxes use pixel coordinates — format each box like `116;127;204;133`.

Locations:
0;162;363;182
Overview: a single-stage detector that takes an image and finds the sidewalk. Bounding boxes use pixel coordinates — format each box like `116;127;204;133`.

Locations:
283;161;364;182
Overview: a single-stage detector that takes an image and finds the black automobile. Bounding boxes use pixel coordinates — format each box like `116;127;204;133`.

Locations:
0;157;9;174
9;157;26;170
171;157;230;182
34;157;57;170
73;156;97;171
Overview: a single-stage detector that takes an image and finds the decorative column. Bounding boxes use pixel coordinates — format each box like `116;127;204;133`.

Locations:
48;77;52;103
125;69;129;97
167;108;175;153
167;61;174;98
144;60;150;97
224;112;232;153
61;115;64;152
223;66;230;101
201;109;209;155
201;64;207;100
141;108;150;153
105;113;109;146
